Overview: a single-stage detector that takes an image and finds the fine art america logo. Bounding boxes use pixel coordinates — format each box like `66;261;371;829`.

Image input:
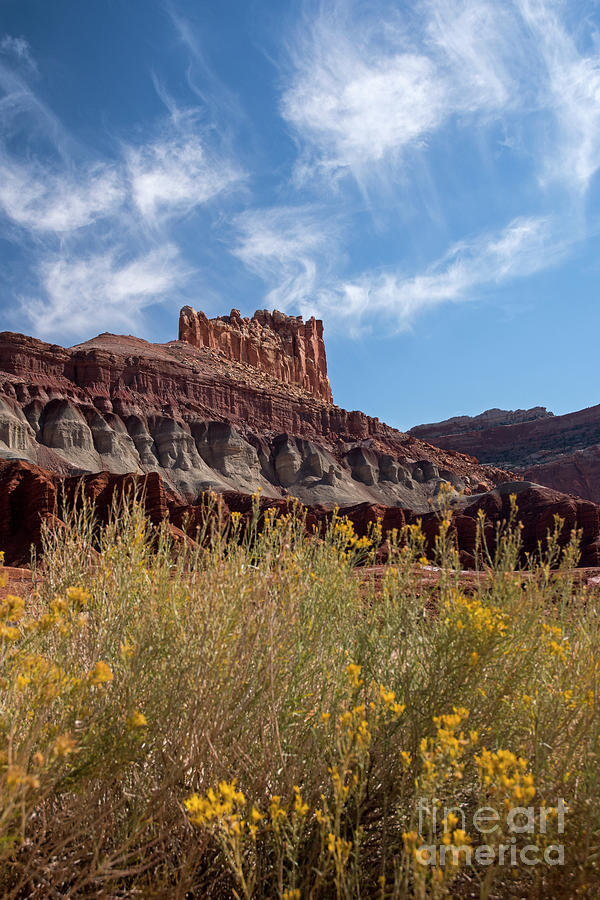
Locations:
414;797;567;867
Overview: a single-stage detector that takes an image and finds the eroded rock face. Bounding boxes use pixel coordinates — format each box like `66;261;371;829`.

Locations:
0;398;34;455
345;446;379;486
179;306;333;403
194;422;263;493
0;325;510;509
40;401;95;454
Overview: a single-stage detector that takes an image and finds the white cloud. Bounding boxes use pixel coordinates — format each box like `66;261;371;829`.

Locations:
283;45;446;171
22;245;188;337
515;0;600;191
0;158;124;233
127;134;243;224
232;206;567;332
0;58;71;156
3;0;599;350
424;0;528;112
281;6;445;176
0;35;36;70
164;7;244;126
280;0;527;179
232;206;340;314
317;215;567;328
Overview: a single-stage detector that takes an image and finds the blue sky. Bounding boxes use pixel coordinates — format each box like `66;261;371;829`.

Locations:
1;0;600;431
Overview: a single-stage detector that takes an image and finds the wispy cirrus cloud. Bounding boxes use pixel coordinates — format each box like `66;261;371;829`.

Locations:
0;35;36;70
0;157;124;233
280;0;528;181
317;215;569;330
232;206;340;314
281;5;444;178
234;210;569;332
126;131;243;225
0;56;72;158
424;0;528;113
282;42;445;172
0;54;119;238
515;0;600;191
22;244;189;337
164;5;245;127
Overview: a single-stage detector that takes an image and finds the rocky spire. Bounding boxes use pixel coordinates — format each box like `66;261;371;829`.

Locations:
178;306;333;404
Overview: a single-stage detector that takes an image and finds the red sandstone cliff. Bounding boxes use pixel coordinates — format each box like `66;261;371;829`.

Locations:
0;325;508;508
179;306;333;403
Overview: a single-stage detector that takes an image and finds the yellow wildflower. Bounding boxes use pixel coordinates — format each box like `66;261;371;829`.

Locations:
52;733;77;759
345;662;362;688
90;660;113;685
127;710;148;729
66;587;89;609
293;785;309;817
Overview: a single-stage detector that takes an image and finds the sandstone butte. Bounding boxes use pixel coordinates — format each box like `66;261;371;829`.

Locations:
0;305;599;568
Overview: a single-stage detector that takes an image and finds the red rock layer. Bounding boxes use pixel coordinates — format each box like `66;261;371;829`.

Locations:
523;447;600;505
2;459;598;570
179;306;333;403
0;460;172;566
422;484;600;569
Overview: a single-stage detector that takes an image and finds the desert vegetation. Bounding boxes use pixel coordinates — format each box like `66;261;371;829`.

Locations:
0;492;598;898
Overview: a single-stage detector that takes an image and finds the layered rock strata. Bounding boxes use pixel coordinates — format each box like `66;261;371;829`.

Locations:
0;328;508;510
179;306;332;403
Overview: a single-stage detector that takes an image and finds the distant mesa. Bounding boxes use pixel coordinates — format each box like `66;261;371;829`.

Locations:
410;407;554;440
179;305;333;404
412;405;600;505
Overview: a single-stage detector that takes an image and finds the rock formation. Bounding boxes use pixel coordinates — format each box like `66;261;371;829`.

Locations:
410;407;553;440
179;306;333;403
1;304;599;569
0;324;508;511
2;458;599;570
411;405;600;504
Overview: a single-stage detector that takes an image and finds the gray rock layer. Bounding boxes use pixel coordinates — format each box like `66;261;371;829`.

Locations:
0;395;465;512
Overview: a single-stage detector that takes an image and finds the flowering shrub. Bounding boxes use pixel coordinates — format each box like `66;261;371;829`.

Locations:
0;494;598;897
